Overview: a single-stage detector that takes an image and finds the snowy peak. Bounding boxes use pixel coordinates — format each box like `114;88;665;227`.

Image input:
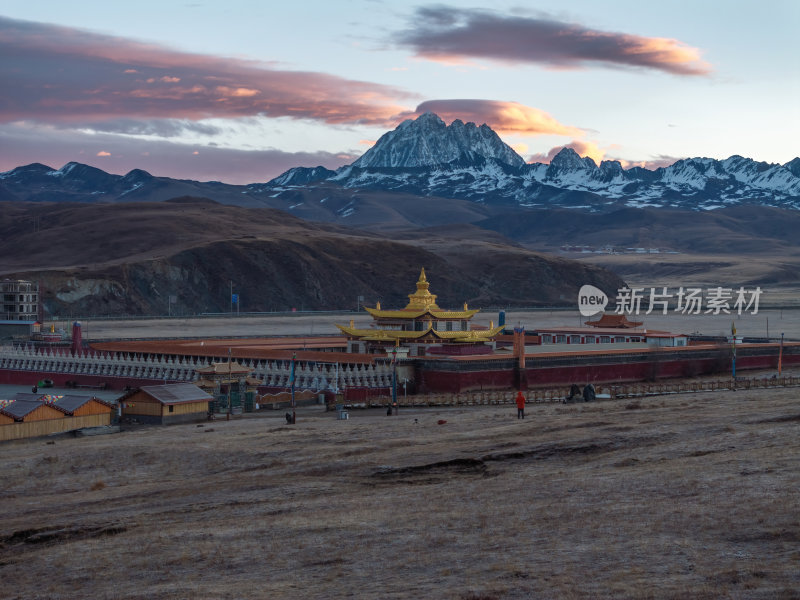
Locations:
266;166;336;187
549;148;595;171
351;112;525;169
785;157;800;178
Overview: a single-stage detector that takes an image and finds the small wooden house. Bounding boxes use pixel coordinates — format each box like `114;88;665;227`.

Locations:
0;400;67;422
120;383;212;425
0;395;114;442
53;395;114;426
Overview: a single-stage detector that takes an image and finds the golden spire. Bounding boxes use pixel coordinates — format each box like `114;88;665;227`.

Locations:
376;301;381;310
405;268;439;310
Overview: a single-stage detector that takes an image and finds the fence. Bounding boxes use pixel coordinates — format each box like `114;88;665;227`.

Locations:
354;375;800;408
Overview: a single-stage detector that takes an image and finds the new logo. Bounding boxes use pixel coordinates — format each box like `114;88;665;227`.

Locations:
578;285;608;317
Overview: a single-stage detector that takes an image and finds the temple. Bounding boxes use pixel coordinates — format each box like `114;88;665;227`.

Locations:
336;268;503;356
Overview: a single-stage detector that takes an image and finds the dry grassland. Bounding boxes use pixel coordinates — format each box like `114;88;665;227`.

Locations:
1;390;799;599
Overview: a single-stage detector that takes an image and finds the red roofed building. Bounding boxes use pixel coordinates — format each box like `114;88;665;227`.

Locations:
584;313;643;328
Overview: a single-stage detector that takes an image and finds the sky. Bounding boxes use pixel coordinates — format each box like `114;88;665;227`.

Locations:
0;0;797;184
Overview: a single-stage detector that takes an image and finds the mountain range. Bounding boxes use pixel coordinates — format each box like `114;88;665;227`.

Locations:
2;113;799;316
2;113;798;215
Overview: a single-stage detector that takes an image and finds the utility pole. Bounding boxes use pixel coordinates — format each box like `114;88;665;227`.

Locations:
391;347;398;415
290;352;297;424
227;347;232;421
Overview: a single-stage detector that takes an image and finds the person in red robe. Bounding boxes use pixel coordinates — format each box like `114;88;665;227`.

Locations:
515;390;526;419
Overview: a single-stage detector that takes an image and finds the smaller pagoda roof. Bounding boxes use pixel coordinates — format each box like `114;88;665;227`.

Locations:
585;314;643;328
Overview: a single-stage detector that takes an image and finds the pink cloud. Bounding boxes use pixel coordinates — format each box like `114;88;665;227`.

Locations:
397;7;711;76
528;141;605;164
0;16;413;126
528;140;681;170
401;100;583;137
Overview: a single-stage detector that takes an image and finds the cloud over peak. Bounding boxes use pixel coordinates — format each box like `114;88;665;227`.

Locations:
396;7;711;76
404;100;583;137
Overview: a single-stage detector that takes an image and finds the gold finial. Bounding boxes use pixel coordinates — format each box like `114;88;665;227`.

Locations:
463;302;468;310
376;301;381;310
350;319;354;327
490;320;494;329
419;267;427;283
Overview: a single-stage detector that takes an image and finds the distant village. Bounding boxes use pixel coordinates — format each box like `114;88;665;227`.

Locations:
561;245;681;255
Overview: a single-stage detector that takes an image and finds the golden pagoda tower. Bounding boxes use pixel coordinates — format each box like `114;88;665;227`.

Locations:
336;268;503;356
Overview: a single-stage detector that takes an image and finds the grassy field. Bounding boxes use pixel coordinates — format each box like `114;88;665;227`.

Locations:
2;388;799;599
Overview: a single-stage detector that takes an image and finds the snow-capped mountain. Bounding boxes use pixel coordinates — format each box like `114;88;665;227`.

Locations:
269;114;798;211
351;112;525;169
3;113;799;212
265;166;336;187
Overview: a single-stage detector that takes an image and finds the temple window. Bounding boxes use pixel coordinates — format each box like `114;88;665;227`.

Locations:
555;335;566;343
585;336;595;344
615;336;625;343
446;321;453;331
570;335;581;344
600;336;611;343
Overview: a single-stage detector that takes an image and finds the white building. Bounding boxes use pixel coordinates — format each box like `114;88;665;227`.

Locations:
2;280;39;321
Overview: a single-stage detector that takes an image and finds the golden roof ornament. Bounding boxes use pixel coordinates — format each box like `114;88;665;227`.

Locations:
405;267;439;310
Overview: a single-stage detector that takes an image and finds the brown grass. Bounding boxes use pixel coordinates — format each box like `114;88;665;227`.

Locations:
1;389;799;599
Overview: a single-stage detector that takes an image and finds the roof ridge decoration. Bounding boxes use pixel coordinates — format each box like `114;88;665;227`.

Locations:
405;267;439;311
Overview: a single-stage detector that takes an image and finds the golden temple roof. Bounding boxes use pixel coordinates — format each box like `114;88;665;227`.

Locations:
364;307;480;319
363;268;477;319
336;268;499;344
336;323;505;342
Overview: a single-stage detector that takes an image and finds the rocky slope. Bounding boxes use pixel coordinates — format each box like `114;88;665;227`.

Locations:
0;200;624;317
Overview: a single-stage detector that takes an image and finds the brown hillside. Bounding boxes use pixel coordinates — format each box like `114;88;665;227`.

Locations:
0;200;624;316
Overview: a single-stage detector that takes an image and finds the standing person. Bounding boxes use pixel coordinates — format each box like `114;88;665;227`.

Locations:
583;383;596;402
515;390;526;419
